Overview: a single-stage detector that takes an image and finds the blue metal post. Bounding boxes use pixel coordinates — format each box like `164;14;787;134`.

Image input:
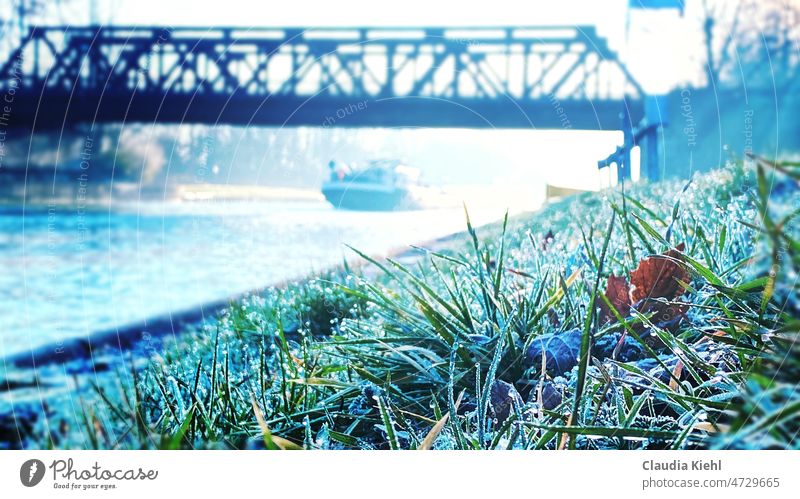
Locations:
643;95;668;181
619;107;633;183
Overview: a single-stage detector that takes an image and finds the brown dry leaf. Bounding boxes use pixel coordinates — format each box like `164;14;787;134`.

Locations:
547;308;561;327
252;396;302;450
558;413;573;450
600;274;631;323
692;422;731;433
629;243;689;303
668;360;684;392
290;353;305;368
506;267;535;279
419;390;464;450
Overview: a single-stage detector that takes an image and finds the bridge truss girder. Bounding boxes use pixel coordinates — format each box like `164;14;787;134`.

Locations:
0;26;645;130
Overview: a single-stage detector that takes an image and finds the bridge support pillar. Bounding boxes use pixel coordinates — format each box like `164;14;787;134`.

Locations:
641;95;669;182
619;107;633;183
642;130;660;181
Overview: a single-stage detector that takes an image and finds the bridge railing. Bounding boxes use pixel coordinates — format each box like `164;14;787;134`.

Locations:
598;95;668;182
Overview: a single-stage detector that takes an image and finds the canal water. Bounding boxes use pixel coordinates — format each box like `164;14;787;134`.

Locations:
0;198;519;358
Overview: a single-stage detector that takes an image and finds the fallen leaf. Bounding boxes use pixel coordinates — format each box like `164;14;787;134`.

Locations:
506;267;535;279
558;413;573;450
252;397;302;450
692;422;731;433
600;274;631;323
547;308;561;327
541;230;555;251
669;360;684;392
629;243;689;303
419;391;464;450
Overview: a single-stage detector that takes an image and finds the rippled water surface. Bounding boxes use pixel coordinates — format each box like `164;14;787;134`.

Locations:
0;200;509;357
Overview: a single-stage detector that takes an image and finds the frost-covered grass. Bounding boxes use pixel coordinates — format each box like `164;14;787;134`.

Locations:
17;159;800;449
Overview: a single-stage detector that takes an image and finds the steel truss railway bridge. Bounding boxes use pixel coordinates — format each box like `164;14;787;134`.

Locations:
0;25;665;180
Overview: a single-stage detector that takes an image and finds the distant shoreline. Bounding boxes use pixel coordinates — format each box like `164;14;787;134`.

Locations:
0;182;325;210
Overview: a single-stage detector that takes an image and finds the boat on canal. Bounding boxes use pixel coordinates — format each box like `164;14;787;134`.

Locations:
322;159;422;211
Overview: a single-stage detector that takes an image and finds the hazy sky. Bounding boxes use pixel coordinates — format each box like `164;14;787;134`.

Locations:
92;0;700;90
107;0;632;29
